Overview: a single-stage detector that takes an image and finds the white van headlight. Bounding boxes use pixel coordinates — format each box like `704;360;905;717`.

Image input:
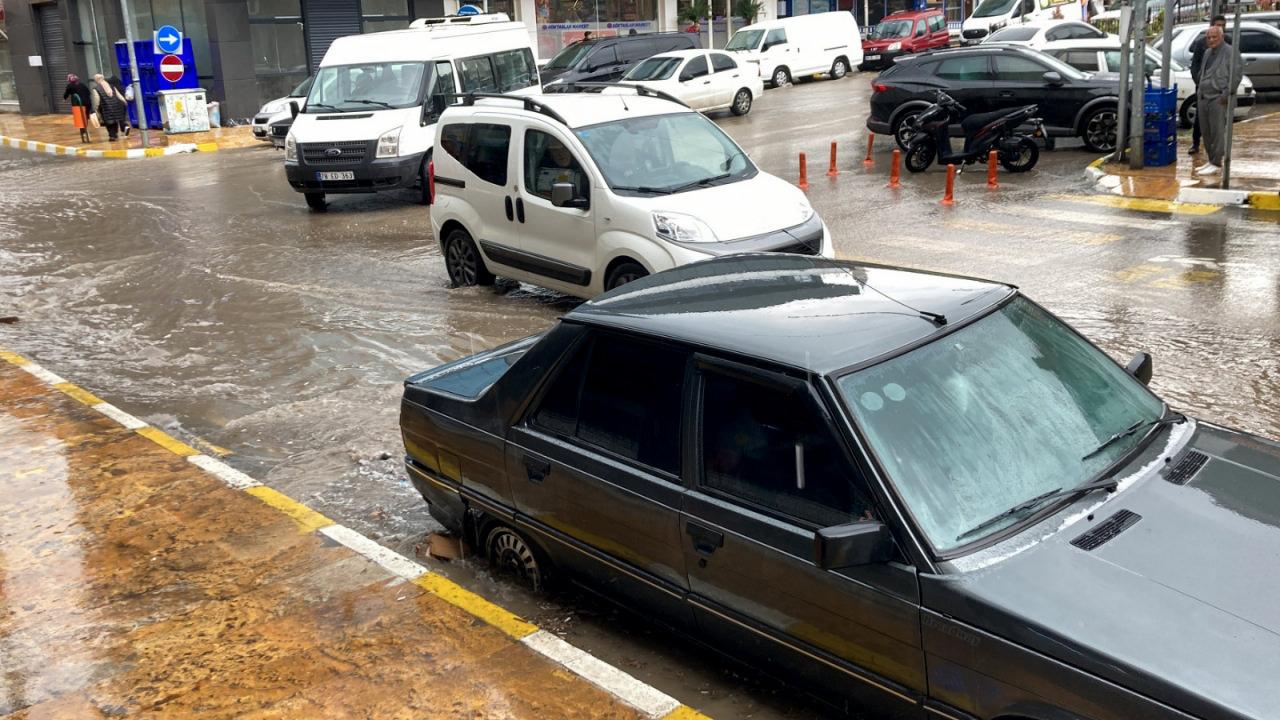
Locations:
261;100;287;115
285;135;297;162
376;127;402;158
653;211;719;244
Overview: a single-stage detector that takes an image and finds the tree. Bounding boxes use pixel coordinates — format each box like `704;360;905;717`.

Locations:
733;0;764;23
679;0;711;26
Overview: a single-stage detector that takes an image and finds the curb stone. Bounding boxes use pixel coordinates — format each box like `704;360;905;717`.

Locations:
1084;154;1278;210
1;134;218;159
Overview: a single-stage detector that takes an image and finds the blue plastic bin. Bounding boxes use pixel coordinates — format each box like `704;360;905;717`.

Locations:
1143;140;1178;167
1143;117;1178;145
1143;84;1178;118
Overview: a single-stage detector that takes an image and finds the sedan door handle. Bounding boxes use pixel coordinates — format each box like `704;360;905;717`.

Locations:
686;521;724;556
523;456;550;483
998;90;1015;97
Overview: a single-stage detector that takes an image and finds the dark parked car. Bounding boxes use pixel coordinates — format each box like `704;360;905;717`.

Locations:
868;44;1121;152
400;253;1280;719
541;32;699;90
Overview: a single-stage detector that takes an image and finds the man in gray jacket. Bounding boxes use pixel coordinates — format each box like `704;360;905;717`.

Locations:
1196;26;1244;176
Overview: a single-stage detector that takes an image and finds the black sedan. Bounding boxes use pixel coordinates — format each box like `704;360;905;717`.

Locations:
868;44;1122;152
400;253;1280;719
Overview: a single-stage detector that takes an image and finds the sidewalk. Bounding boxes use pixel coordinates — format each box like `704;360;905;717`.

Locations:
0;112;259;159
1086;110;1280;210
0;351;704;719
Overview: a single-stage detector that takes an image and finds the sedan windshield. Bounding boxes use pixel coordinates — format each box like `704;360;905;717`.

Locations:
574;112;756;194
973;0;1017;17
306;62;426;112
838;297;1164;554
726;29;765;51
546;42;592;69
874;20;915;38
625;57;683;81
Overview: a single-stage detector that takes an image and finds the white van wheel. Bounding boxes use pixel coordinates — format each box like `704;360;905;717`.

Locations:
731;89;753;116
418;150;433;206
304;192;326;212
605;261;648;291
831;57;849;79
444;228;495;287
772;66;791;88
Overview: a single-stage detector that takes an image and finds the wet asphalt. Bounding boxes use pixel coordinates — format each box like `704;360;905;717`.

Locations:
1;75;1278;718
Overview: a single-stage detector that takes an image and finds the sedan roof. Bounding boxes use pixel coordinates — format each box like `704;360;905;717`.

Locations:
567;255;1015;375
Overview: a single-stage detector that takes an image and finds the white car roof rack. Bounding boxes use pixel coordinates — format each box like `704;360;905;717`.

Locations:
409;13;511;28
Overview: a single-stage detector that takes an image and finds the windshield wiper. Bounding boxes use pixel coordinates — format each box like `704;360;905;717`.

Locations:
346;98;394;109
611;185;672;195
668;172;732;194
1082;412;1186;461
309;102;342;112
955;476;1121;542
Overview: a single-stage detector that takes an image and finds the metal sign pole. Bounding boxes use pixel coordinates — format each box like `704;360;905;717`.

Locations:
118;0;150;147
1159;0;1175;88
1114;5;1132;163
1128;0;1147;169
1222;9;1241;188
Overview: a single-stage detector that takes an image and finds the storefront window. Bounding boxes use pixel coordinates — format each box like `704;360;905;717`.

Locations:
535;0;657;56
0;2;19;105
251;22;308;100
362;0;410;33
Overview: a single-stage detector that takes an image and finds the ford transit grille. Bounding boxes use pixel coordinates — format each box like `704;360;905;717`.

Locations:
301;140;370;166
1070;509;1140;551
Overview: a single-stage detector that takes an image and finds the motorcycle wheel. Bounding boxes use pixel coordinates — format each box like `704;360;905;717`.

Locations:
905;141;936;173
999;137;1039;173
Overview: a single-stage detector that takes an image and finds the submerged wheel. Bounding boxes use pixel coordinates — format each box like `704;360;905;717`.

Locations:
830;57;850;79
999;137;1040;172
1081;106;1118;153
484;525;544;592
904;141;936;173
444;228;495;287
772;66;792;88
605;261;648;291
893;110;922;152
731;89;753;116
304;192;326;212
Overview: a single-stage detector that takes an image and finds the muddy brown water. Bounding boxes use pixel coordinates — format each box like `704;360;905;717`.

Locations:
2;79;1278;718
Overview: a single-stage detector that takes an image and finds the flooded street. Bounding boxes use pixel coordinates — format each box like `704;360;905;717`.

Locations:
2;74;1279;717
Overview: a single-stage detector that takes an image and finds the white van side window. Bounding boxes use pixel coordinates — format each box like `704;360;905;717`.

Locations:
440;123;511;186
427;61;457;119
524;130;588;201
459;56;499;93
493;49;538;92
765;28;787;47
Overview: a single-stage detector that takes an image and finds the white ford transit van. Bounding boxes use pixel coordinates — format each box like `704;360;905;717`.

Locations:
429;89;832;298
285;14;539;211
723;12;863;88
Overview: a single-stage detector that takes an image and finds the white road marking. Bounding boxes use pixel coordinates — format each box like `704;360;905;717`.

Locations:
21;364;66;386
318;524;429;582
92;402;148;429
188;454;261;489
522;630;682;719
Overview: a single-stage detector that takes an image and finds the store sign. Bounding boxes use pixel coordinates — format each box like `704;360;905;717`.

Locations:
605;21;653;29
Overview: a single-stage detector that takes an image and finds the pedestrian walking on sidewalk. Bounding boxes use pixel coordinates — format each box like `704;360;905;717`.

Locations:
62;74;93;143
107;75;133;137
1195;26;1244;176
1188;15;1228;155
91;74;128;142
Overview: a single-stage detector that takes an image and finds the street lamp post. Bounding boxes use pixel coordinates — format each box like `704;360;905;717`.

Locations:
118;0;150;148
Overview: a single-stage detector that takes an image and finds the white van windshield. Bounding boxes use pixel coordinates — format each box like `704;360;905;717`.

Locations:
973;0;1017;18
306;62;426;113
725;29;765;51
574;112;756;195
625;57;683;80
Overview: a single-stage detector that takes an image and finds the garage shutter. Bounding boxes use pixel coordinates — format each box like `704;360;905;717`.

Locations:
304;0;362;74
37;4;72;112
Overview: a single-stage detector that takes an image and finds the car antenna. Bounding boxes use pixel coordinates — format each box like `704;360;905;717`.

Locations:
848;270;948;325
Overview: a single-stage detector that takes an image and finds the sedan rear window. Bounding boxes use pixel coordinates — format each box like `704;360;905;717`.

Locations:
987;26;1039;41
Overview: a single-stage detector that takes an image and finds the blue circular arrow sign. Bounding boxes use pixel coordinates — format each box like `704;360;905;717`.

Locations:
457;4;482;14
155;25;183;54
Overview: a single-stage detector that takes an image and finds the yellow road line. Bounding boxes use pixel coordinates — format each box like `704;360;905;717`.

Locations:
662;706;714;720
1049;194;1221;216
245;485;335;533
1249;193;1280;211
0;350;31;367
413;573;540;639
946;217;1121;245
135;426;200;456
54;381;104;406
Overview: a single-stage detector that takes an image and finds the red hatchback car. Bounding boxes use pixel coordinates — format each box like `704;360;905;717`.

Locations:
860;9;951;70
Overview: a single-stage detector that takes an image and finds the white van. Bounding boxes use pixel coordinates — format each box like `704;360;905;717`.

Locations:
284;14;539;211
429;90;831;298
723;12;863;88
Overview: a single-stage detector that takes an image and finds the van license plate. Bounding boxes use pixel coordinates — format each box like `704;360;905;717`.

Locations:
317;171;354;181
865;54;881;61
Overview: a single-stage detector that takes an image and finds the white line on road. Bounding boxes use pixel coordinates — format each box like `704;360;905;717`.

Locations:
318;524;430;582
522;629;683;719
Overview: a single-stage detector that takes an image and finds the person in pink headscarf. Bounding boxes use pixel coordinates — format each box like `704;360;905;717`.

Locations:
62;74;94;142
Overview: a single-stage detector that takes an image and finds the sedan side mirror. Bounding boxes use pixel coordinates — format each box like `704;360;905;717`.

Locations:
1126;351;1153;386
813;521;894;569
551;182;589;209
1042;70;1064;86
289;100;300;119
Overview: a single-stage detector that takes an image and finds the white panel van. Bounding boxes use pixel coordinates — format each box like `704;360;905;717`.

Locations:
284;14;539;211
723;12;863;88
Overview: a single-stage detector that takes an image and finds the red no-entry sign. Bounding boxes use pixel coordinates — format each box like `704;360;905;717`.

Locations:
159;54;184;83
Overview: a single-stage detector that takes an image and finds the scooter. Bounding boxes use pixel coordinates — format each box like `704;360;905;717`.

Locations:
902;91;1045;174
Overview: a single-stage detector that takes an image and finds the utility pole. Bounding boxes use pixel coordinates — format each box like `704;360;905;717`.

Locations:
1159;0;1175;88
118;0;150;147
1128;0;1147;169
1223;8;1242;188
1114;5;1132;163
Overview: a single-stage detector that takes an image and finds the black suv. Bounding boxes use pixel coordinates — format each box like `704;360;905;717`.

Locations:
868;44;1121;152
400;253;1280;719
541;33;698;89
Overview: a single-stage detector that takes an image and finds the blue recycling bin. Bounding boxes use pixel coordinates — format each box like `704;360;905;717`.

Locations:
1141;83;1178;167
114;38;199;130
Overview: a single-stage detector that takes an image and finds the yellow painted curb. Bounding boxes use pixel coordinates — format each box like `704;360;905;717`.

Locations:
196;142;219;153
413;573;540;639
1052;194;1221;216
662;706;714;720
54;381;104;407
246;485;335;533
136;426;201;457
1248;192;1280;211
0;350;31;367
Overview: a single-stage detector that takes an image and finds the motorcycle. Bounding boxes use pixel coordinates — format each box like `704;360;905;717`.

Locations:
902;91;1045;174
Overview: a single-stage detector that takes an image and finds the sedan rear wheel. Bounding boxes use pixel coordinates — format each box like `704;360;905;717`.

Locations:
1081;106;1118;153
731;89;753;116
484;525;544;592
893;110;922;152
